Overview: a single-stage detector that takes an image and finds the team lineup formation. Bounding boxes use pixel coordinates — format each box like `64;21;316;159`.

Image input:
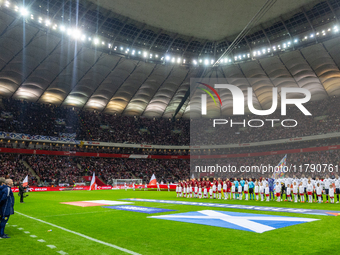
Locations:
175;175;340;204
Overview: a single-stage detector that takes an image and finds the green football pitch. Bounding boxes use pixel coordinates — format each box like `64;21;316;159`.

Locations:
2;190;340;255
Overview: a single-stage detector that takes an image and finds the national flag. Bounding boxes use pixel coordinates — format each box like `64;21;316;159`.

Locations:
149;174;157;185
22;175;29;187
89;172;96;190
272;154;287;179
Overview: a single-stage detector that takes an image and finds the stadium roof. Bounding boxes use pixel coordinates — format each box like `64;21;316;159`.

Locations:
1;0;340;118
91;0;316;40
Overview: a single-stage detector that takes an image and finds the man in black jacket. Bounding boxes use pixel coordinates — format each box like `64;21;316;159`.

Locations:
19;183;25;203
0;179;15;239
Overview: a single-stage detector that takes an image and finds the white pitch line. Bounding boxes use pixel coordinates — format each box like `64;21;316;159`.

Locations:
30;235;37;238
40;210;113;218
15;211;141;255
57;251;68;255
24;231;30;234
47;245;57;249
37;239;46;242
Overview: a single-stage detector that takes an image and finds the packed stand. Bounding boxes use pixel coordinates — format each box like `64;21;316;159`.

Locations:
0;96;340;146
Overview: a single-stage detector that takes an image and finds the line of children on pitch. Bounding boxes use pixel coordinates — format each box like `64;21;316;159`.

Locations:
176;179;337;203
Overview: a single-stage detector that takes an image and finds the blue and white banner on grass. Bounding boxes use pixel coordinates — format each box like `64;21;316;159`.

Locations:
149;210;319;233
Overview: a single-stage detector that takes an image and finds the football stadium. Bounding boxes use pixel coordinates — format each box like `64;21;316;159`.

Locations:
1;0;340;254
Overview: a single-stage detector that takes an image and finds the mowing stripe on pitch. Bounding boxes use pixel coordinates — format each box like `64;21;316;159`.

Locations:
15;211;141;255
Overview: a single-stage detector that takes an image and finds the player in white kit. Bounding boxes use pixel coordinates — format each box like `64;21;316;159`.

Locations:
275;181;281;202
299;183;305;203
244;181;249;200
254;181;259;201
238;185;243;200
217;181;222;199
329;184;335;204
203;186;208;199
194;184;198;198
293;182;298;203
286;184;292;202
223;181;227;200
260;182;264;201
316;183;323;203
307;180;314;203
265;184;270;202
198;185;202;199
231;183;236;199
335;175;340;203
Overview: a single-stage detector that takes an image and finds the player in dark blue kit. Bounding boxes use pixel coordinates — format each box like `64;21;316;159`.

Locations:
0;178;15;239
268;176;275;201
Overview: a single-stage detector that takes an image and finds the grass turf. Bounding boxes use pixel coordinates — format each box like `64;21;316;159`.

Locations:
1;190;340;255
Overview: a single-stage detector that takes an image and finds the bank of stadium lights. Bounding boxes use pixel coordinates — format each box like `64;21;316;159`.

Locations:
5;1;340;67
20;7;28;16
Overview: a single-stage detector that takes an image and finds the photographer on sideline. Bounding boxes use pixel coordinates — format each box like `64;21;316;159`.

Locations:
0;179;15;239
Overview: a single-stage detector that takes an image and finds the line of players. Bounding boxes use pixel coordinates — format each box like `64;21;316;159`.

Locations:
175;174;340;204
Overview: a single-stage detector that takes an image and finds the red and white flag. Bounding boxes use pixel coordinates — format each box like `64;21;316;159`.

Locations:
149;174;157;186
89;172;96;190
22;175;29;187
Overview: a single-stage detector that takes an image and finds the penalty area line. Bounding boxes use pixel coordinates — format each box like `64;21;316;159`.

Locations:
15;211;141;255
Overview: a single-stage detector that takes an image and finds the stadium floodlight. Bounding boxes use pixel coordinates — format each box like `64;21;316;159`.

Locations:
138;51;141;54
5;1;10;7
101;41;105;45
193;60;197;65
334;26;339;32
30;14;34;20
93;38;99;45
143;51;147;58
20;7;28;17
131;50;135;55
204;59;209;65
294;39;298;43
155;54;158;58
328;28;331;31
165;55;170;61
183;59;186;64
177;58;181;63
310;34;314;38
150;54;153;58
45;20;51;26
199;59;202;63
120;47;123;50
72;29;82;40
171;57;175;63
60;25;65;32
